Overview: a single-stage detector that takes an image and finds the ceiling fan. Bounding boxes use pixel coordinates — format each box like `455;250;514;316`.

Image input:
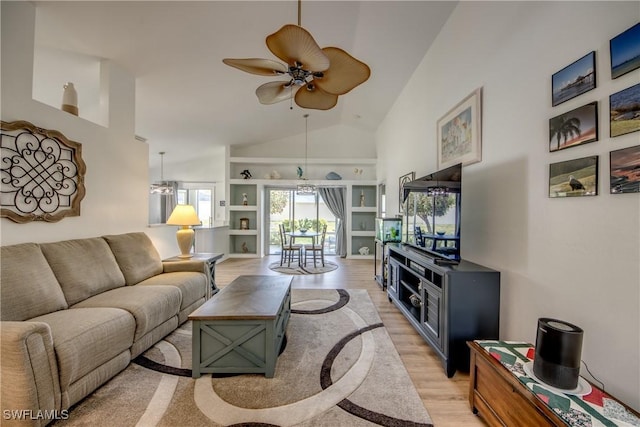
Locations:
222;1;370;110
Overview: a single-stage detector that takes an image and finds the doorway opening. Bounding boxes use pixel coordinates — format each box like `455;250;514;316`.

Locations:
265;187;336;256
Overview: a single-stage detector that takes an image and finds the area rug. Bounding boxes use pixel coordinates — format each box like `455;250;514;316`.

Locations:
268;260;338;275
54;289;432;427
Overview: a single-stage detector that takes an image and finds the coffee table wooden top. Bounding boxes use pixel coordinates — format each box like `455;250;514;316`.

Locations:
189;275;292;320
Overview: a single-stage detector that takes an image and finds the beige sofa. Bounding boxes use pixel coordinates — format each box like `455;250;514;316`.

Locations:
1;232;209;426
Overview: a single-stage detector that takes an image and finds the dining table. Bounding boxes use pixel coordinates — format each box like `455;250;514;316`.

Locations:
286;230;321;245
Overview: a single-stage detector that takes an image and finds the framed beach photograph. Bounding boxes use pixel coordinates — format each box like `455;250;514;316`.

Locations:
549;156;598;198
610;145;640;194
552;51;596;107
610;23;640;79
398;171;415;213
610;83;640;137
549;102;598;152
437;87;482;169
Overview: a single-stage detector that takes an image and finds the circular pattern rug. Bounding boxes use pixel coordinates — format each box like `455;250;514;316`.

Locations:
55;289;434;426
268;260;338;275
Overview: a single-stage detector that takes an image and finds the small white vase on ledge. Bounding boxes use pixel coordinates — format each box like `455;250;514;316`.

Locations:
61;82;78;116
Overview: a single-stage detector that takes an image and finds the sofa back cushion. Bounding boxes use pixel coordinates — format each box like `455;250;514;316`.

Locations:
102;232;163;285
41;237;127;306
0;243;68;321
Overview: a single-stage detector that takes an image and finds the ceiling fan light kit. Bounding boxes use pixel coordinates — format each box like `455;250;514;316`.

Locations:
223;2;370;111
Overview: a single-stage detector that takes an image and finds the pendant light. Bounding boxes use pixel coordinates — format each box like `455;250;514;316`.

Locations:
150;152;174;195
297;114;316;195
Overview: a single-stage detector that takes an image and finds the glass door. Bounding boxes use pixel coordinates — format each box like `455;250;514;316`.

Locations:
265;187;336;255
266;188;293;255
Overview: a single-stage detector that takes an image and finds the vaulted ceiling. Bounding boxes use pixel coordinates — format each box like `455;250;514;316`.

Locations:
34;1;457;165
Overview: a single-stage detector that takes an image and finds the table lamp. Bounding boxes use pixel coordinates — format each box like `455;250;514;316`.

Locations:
166;204;201;258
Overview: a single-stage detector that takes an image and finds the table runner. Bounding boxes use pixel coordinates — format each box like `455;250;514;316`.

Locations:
476;340;639;427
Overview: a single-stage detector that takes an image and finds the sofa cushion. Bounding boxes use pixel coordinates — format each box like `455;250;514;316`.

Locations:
72;285;181;341
30;308;135;392
102;232;163;285
0;243;68;321
137;271;206;310
41;238;126;306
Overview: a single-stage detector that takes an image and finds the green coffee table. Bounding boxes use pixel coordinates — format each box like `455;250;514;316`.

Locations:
189;275;292;378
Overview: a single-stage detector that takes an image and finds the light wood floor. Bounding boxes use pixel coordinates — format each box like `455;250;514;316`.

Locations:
215;255;487;427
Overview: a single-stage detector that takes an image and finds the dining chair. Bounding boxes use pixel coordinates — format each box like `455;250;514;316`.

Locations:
279;224;302;267
304;224;327;268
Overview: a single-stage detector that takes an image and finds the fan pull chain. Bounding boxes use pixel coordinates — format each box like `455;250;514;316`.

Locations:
290;86;293;110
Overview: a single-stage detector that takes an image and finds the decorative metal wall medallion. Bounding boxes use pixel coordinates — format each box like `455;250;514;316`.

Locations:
1;120;86;223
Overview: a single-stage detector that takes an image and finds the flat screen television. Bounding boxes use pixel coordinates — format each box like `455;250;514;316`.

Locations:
401;163;462;262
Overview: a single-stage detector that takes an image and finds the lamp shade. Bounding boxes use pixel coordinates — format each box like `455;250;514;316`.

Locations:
166;205;201;226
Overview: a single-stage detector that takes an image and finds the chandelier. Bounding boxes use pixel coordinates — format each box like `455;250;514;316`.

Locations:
296;114;316;195
150;152;174;195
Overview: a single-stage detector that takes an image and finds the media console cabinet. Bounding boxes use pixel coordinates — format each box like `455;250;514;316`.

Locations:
387;244;500;377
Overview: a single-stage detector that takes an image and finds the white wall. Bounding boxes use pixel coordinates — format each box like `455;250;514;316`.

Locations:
32;46;107;127
231;123;376;159
2;2;230;259
230;123;377;181
377;1;640;410
1;2;150;245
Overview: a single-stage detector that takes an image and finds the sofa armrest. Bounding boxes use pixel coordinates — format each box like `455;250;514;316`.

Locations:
162;260;213;299
162;260;206;274
1;321;62;426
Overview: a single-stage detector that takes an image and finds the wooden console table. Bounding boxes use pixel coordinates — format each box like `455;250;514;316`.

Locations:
468;340;640;427
189;275;292;378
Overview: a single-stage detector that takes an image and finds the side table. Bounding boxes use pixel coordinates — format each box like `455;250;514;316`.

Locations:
468;340;640;426
163;252;223;299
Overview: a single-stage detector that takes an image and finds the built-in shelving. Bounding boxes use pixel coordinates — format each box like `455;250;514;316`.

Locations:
228;182;260;257
228;157;379;259
348;184;377;258
229;157;376;182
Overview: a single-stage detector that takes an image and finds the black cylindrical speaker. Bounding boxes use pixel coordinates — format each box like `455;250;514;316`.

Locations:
533;318;583;390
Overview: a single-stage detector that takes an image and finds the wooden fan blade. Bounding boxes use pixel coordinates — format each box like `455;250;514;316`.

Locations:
256;81;298;105
295;86;338;110
266;25;330;71
314;47;371;95
222;58;287;76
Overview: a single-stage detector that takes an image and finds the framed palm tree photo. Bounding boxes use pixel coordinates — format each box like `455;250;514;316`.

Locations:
549;102;598;152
